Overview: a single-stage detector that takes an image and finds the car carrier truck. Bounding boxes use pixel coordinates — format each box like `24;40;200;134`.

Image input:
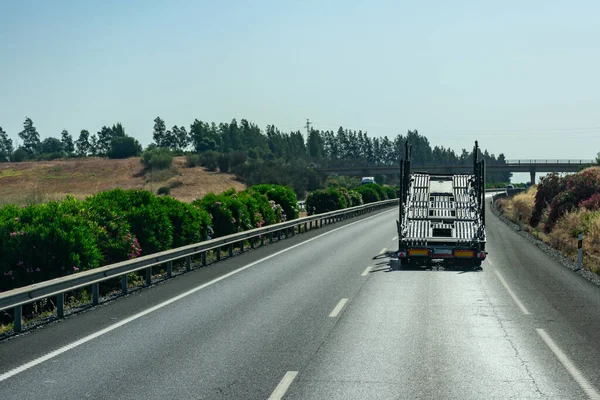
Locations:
393;141;487;269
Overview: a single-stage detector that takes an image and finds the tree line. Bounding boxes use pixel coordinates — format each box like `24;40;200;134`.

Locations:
0;116;512;183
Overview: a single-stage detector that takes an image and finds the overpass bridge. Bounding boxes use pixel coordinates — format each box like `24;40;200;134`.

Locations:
319;159;595;184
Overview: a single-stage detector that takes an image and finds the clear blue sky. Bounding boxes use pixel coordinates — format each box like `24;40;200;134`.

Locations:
1;0;599;169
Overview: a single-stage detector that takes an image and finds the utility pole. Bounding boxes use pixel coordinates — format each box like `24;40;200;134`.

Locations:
304;118;312;140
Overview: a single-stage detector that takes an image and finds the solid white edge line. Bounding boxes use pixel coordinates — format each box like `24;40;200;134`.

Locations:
329;298;349;318
361;266;372;276
493;269;531;315
536;329;600;400
268;371;299;400
0;208;396;382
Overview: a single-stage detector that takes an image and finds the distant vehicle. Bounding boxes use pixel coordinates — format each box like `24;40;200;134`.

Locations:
361;176;376;185
506;184;514;189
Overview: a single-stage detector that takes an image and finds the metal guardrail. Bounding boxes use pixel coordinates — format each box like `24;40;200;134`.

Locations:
491;188;526;204
505;159;595;164
0;198;398;333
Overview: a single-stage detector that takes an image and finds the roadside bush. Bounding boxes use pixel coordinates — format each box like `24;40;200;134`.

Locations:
581;193;600;211
185;153;202;168
0;184;303;293
229;151;247;169
12;147;28;162
238;189;277;227
531;173;566;226
158;196;211;247
37;152;64;161
141;147;173;170
193;193;236;237
353;185;380;203
348;190;363;207
305;187;347;215
249;184;298;221
157;186;170;195
218;153;230;173
509;188;536;223
334;186;351;208
86;189;173;255
200;151;219;171
78;195;141;264
107;136;142;159
0;201;103;292
545;169;600;230
368;183;389;200
382;186;398;200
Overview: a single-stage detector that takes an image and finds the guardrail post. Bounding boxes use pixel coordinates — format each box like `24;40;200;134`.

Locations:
186;256;191;272
292;225;296;236
166;261;173;278
216;248;221;261
14;306;22;333
277;230;282;241
92;283;99;305
240;240;245;253
146;267;152;286
575;234;584;271
229;243;234;257
57;293;64;318
121;275;128;295
250;238;255;249
261;235;265;246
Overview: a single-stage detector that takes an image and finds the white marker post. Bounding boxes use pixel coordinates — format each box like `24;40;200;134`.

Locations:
575;234;583;271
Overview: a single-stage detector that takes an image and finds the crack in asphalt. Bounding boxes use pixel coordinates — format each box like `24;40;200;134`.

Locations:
479;272;547;398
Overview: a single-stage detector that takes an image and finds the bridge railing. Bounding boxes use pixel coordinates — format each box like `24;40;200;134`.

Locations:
505;160;595;164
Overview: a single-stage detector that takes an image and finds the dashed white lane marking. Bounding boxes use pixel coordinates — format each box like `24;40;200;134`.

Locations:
494;269;531;315
361;266;372;276
329;298;349;318
380;247;388;255
268;371;298;400
392;236;398;242
536;329;600;400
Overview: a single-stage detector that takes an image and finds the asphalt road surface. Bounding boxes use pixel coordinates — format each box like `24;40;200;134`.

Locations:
2;203;600;399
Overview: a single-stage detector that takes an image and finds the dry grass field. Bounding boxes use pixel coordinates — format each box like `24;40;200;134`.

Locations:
0;156;246;205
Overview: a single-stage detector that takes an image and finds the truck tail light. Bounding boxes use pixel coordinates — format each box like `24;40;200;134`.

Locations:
454;249;475;258
408;248;429;257
478;251;487;260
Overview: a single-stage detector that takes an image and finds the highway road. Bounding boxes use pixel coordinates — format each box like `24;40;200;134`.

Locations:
2;201;600;399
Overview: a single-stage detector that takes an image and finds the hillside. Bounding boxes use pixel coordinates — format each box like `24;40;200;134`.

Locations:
0;156;246;205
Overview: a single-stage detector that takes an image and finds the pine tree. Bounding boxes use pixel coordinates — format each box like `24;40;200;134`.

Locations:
75;130;91;157
153;117;166;147
61;129;75;155
96;126;113;156
18;117;41;155
0;126;14;161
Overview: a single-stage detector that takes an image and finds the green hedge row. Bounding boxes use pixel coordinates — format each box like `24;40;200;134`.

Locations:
0;184;297;292
305;183;397;215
